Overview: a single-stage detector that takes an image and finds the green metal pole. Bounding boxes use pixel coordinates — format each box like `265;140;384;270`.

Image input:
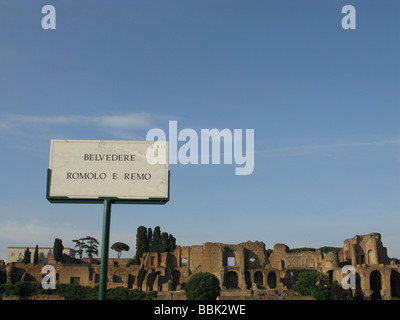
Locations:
99;198;112;300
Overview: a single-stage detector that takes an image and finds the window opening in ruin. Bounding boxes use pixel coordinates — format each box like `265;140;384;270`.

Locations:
181;257;187;266
361;255;365;264
228;257;236;267
151;256;155;266
248;257;257;269
70;277;80;285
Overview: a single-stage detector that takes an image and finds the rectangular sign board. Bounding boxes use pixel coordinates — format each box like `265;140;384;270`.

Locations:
47;140;169;204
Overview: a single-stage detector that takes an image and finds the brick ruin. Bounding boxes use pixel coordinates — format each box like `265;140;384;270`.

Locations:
1;232;399;299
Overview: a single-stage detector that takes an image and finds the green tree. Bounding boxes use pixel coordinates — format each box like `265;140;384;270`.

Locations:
318;246;342;254
161;232;169;252
136;226;148;258
184;272;221;300
168;234;176;252
294;271;331;300
72;239;84;259
53;238;64;263
23;247;31;264
80;236;99;263
147;228;153;252
152;226;161;253
111;242;130;259
33;245;39;265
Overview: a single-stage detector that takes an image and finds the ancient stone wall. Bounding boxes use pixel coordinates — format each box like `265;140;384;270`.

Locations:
1;233;399;300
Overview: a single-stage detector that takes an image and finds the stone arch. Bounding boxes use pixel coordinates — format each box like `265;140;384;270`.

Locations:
112;268;128;284
355;272;362;293
267;271;277;289
172;270;180;291
145;272;156;291
254;271;264;288
225;270;239;289
21;272;36;282
154;271;162;291
136;269;146;291
390;270;400;298
370;270;382;300
326;270;334;283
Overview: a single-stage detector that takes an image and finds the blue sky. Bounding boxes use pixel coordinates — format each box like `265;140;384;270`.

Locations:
0;0;399;261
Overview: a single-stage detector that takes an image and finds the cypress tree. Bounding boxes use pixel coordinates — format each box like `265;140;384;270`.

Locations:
23;247;31;264
53;238;64;263
136;226;148;258
33;245;39;265
168;234;176;252
161;232;169;252
147;228;153;252
152;226;161;253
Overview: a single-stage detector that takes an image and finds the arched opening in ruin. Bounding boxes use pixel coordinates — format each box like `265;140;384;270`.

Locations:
327;270;334;283
113;274;123;283
254;271;264;288
112;269;128;284
356;272;361;292
390;270;400;298
146;272;156;291
245;271;251;289
267;271;277;289
172;270;180;291
225;271;239;289
154;271;162;291
370;270;382;300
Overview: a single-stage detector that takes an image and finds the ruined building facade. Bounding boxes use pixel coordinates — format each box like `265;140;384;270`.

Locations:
1;232;399;299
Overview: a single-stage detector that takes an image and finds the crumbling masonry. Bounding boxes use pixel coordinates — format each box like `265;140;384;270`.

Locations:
1;233;399;299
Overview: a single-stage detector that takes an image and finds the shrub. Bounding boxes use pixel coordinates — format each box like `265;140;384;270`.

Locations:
0;282;158;300
126;257;140;267
294;271;331;300
330;281;353;300
184;272;220;300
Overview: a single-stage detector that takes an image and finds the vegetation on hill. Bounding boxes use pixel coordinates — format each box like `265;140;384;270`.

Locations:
0;282;156;300
294;271;354;300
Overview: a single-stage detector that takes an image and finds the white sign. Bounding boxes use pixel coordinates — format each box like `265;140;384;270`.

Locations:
47;140;169;203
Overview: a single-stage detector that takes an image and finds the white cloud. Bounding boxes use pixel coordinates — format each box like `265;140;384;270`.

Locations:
0;112;165;133
0;112;173;151
260;137;400;157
